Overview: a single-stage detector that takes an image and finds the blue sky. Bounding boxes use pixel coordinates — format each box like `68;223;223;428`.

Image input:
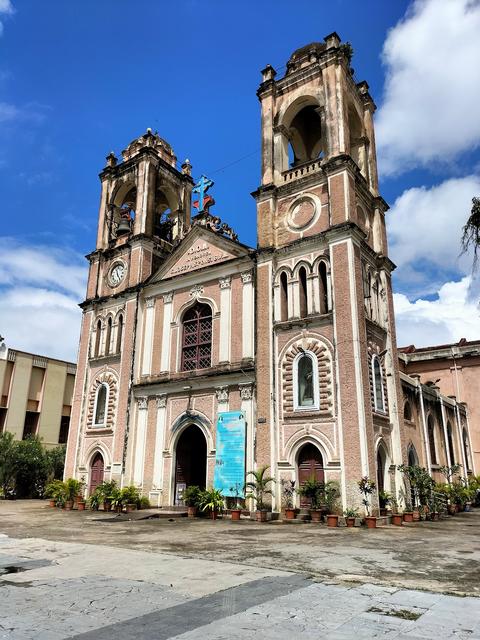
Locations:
1;0;480;360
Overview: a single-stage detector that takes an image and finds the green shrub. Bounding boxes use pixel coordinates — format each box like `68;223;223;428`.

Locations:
138;496;151;509
120;485;140;506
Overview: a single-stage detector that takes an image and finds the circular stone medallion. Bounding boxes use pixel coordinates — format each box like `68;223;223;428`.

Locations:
287;197;317;231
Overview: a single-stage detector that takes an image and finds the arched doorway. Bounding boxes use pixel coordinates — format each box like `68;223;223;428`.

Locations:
376;445;387;494
89;452;104;495
174;424;207;505
297;443;324;508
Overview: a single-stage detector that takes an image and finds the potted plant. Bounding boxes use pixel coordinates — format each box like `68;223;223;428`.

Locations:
88;491;100;511
64;478;83;511
183;485;202;518
199;487;224;520
389;497;402;526
358;476;376;528
297;477;324;522
44;480;64;508
245;465;275;522
378;490;391;516
324;480;340;527
96;480;117;511
229;483;244;521
120;486;140;513
343;508;358;527
138;496;151;510
109;487;123;513
281;479;296;520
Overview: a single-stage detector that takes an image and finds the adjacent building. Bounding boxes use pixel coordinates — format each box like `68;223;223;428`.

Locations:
64;34;476;512
0;340;76;446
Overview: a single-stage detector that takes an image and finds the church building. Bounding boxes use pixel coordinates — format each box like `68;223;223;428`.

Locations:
64;34;475;513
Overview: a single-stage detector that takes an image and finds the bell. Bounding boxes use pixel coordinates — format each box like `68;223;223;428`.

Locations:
116;218;131;236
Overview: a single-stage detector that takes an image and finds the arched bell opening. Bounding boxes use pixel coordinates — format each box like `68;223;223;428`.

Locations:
174;424;207;505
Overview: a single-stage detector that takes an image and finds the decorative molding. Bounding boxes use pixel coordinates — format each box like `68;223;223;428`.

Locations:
163;291;174;304
239;383;254;401
137;396;148;410
215;386;229;403
145;297;156;308
33;356;48;368
241;271;253;284
219;276;231;290
156;394;167;409
86;369;119;430
189;284;204;298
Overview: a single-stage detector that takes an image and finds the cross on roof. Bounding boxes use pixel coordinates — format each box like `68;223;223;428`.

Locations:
192;175;214;213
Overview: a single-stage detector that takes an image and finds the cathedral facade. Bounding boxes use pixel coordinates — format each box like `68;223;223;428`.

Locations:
65;34;474;513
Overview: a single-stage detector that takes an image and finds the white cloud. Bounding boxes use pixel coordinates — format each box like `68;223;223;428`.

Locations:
376;0;480;175
0;240;87;361
387;175;480;295
0;0;13;36
394;276;479;347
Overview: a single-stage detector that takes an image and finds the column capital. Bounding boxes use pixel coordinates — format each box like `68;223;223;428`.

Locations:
219;276;231;290
163;291;174;304
215;386;229;403
156;394;167;409
241;271;253;284
239;383;254;401
145;296;156;308
137;396;148;410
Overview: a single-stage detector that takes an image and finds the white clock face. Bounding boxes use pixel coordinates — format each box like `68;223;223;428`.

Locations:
109;263;126;287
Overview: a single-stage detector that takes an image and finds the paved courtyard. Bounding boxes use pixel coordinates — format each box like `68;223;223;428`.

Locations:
0;501;479;638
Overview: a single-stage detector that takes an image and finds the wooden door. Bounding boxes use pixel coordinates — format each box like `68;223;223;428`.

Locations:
298;444;324;508
89;453;104;495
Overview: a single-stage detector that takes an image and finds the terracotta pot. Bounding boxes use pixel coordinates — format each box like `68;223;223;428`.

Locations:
380;508;388;516
310;509;322;523
403;512;413;523
77;501;86;511
211;510;218;520
187;506;197;518
65;500;73;511
455;504;460;513
256;510;268;522
412;509;420;522
364;516;377;529
103;501;111;512
126;503;136;513
345;517;355;528
285;508;295;520
231;509;241;521
392;514;403;526
326;514;338;528
49;499;56;508
448;504;456;515
432;512;439;521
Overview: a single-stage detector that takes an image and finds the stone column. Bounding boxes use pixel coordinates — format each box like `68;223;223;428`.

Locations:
241;271;254;359
160;292;174;372
152;394;167;491
141;297;155;376
239;383;255;485
133;396;148;486
219;276;231;363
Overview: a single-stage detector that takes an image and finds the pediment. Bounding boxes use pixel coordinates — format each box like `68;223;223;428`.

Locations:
151;226;251;283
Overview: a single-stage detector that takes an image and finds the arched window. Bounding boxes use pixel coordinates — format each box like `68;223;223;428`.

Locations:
94;384;108;427
181;302;212;371
94;319;102;357
319;261;328;314
372;356;385;412
463;428;471;471
447;422;455;465
286;105;324;168
427;416;437;465
407;444;418;467
280;272;288;321
294;352;318;411
372;278;379;322
116;314;124;353
404;401;412;422
299;267;308;318
105;317;112;356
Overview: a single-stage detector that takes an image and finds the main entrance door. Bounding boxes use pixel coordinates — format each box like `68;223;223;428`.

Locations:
298;443;324;508
89;452;104;495
174;425;207;505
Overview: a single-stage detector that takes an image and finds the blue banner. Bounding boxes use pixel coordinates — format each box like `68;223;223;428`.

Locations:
214;411;246;497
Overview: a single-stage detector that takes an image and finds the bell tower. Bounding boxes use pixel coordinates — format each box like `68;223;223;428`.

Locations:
253;34;406;512
86;129;194;301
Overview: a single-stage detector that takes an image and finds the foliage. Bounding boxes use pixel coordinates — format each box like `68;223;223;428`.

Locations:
14;436;49;498
183;485;202;508
378;490;392;508
358;476;376;516
119;485;141;506
245;465;275;511
461;196;480;269
439;464;462;483
229;482;244;509
64;478;84;502
138;496;150;509
199;487;224;513
45;446;66;481
324;480;340;514
397;465;434;507
95;480;117;502
344;507;359;518
108;487;122;511
281;479;296;509
339;42;354;66
44;479;65;502
0;431;18;497
297;477;324;510
88;492;100;510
